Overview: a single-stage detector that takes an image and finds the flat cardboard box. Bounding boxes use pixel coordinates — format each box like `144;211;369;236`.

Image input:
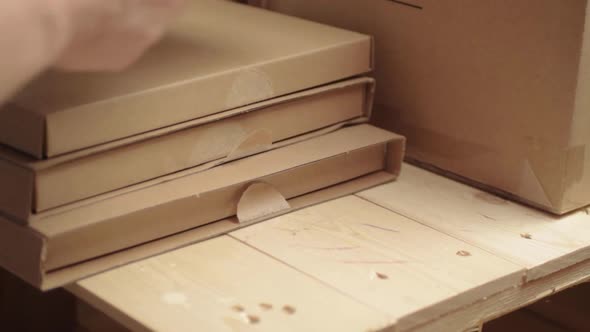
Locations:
0;0;372;159
257;0;590;214
0;78;374;220
0;124;405;290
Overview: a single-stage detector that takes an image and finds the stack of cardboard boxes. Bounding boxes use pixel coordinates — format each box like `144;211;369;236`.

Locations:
0;0;404;290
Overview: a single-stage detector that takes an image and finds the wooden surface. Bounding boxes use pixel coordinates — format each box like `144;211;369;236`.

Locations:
232;195;523;329
69;164;590;332
76;283;588;332
359;165;590;281
70;236;391;332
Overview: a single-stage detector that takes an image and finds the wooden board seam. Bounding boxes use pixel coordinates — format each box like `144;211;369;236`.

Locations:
227;234;398;327
354;194;524;273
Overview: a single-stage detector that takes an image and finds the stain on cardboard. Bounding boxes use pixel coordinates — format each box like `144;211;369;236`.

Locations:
226;68;274;109
227;129;273;161
188;123;246;165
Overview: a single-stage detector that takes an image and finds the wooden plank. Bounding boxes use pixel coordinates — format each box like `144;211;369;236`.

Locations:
231;195;524;330
69;236;392;332
358;164;590;281
526;281;590;331
408;257;590;332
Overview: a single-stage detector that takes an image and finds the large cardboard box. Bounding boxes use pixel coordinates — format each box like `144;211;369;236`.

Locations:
256;0;590;214
0;124;405;290
0;0;372;158
0;78;374;220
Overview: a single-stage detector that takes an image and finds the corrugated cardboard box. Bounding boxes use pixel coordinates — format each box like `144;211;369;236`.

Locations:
256;0;590;214
0;0;372;158
0;124;405;290
0;78;374;221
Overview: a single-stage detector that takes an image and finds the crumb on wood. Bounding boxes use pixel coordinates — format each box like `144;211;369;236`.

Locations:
282;305;297;315
520;233;533;240
245;314;260;324
259;303;273;311
231;305;245;313
456;250;471;257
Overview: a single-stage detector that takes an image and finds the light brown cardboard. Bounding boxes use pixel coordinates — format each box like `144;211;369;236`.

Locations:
0;0;372;159
257;0;590;214
237;183;291;223
0;78;374;220
0;124;405;290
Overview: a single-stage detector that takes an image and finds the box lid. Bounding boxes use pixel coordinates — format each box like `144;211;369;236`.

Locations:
0;0;372;158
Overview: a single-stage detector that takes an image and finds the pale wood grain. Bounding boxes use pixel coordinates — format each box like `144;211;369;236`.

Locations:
231;195;524;329
70;236;392;332
70;165;590;332
358;164;590;281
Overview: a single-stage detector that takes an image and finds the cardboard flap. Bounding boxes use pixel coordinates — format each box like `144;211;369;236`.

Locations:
516;160;554;209
237;182;291;224
227;129;274;161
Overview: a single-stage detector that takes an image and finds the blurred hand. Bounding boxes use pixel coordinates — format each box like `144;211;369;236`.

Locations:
56;0;185;71
0;0;185;103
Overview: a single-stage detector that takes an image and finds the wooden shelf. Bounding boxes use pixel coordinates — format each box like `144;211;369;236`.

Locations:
68;164;590;331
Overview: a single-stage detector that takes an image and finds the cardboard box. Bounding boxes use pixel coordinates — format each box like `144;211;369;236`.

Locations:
256;0;590;214
0;0;372;159
0;78;374;220
0;124;405;290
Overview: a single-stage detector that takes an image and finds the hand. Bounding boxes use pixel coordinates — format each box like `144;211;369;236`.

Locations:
56;0;185;71
0;0;185;103
56;0;183;70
